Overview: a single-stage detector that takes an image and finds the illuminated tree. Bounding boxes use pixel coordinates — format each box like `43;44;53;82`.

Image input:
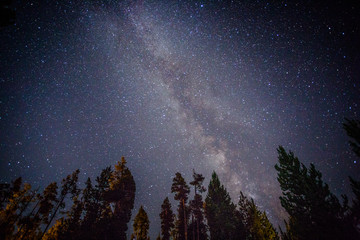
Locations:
40;169;80;239
132;206;150;240
0;178;34;239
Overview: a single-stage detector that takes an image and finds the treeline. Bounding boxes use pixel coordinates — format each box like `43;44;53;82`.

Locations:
0;158;136;240
1;119;360;240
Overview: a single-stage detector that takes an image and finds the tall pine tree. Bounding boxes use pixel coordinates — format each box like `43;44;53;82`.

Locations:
189;170;207;240
0;178;35;240
19;182;58;239
107;157;136;240
160;197;175;240
171;172;190;240
40;169;80;239
132;206;150;240
204;171;238;240
275;146;344;240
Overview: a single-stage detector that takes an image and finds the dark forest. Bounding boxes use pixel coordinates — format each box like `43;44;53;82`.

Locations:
1;120;359;239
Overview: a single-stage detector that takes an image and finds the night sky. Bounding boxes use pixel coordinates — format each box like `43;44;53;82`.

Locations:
1;0;359;238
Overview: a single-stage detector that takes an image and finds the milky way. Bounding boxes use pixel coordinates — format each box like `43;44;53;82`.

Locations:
1;1;359;238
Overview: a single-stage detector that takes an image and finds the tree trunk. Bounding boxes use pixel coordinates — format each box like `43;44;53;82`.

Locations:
196;218;199;240
18;192;40;240
13;190;36;226
192;215;195;240
40;194;65;239
183;198;187;240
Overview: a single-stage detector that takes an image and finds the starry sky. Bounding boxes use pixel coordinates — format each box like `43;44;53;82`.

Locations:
1;0;359;238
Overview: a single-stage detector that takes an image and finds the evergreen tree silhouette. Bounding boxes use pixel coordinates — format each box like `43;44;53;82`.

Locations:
19;182;58;239
171;172;190;240
160;197;175;240
106;157;136;240
344;118;360;238
132;206;150;240
275;146;343;240
343;118;360;158
0;178;35;239
189;170;207;240
41;169;80;239
204;171;238;240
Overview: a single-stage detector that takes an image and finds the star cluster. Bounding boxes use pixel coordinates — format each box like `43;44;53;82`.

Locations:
1;0;359;238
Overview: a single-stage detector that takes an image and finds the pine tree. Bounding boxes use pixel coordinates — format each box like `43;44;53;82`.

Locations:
160;197;175;240
343;118;360;158
43;167;114;240
348;177;360;238
0;178;34;240
248;200;278;240
40;169;80;239
237;191;250;238
204;171;238;240
275;146;343;240
189;170;207;240
171;215;179;240
133;206;150;240
107;157;136;240
0;177;22;209
42;218;67;240
80;177;96;238
171;172;190;240
92;166;113;239
48;197;83;240
237;191;278;240
1;160;138;240
343;118;360;239
18;182;58;239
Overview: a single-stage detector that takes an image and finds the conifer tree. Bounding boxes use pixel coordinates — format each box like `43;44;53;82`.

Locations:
160;197;175;240
40;169;80;239
107;157;136;240
80;177;96;234
343;119;360;238
275;146;343;240
189;170;207;240
171;215;179;240
38;182;59;225
42;218;67;240
0;177;22;209
237;191;251;238
343;118;360;158
132;206;150;240
348;177;360;238
1;161;139;240
43;167;114;240
248;199;278;240
237;191;278;240
92;166;113;239
171;172;190;240
18;182;58;239
0;178;34;239
204;171;238;240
